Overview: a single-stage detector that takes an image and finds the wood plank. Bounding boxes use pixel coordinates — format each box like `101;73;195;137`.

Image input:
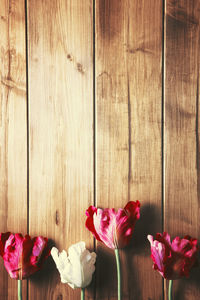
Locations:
164;0;200;299
27;0;94;299
0;0;27;299
96;0;163;299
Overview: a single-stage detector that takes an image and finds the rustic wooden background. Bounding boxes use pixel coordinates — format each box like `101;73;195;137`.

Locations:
0;0;200;299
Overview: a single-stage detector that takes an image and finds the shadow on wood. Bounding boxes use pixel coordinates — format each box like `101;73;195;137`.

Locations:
29;239;57;287
96;245;117;298
175;263;200;299
128;203;162;256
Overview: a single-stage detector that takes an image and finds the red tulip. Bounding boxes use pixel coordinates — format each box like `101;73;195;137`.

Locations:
147;232;198;280
0;232;50;279
85;201;140;249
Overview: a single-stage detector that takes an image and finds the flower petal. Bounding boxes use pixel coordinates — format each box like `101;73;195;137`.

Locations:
93;208;116;249
3;234;23;279
0;232;11;257
85;206;102;242
115;201;140;248
147;235;165;273
124;200;140;220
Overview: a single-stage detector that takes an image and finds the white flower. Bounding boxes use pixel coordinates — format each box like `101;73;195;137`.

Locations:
51;241;96;289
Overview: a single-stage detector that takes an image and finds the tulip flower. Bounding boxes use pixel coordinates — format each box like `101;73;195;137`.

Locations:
85;201;140;249
51;241;96;300
147;232;198;300
0;232;50;300
85;201;141;300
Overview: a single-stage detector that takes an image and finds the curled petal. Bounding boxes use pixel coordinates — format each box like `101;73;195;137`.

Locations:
85;206;102;242
124;200;140;220
51;248;70;284
0;232;11;257
116;201;141;248
147;235;165;275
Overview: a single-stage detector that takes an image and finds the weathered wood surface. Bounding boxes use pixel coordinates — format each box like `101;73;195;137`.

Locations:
27;0;94;299
164;0;200;299
95;0;163;299
0;0;200;299
0;0;27;299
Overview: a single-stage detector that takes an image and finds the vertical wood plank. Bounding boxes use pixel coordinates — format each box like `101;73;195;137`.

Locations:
27;0;94;299
164;0;200;299
96;0;163;299
0;0;27;299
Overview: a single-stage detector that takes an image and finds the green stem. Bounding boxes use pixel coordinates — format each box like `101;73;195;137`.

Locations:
168;280;173;300
18;280;22;300
81;288;85;300
114;248;122;300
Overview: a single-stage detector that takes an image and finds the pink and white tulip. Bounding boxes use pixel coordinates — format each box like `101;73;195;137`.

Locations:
85;201;140;249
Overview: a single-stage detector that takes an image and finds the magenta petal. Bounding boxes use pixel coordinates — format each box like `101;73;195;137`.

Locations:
93;208;116;249
85;206;102;242
124;201;140;220
0;232;11;257
4;234;23;279
115;201;141;248
32;237;46;256
147;235;165;272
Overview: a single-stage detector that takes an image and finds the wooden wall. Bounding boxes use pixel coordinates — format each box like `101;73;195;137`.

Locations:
0;0;199;299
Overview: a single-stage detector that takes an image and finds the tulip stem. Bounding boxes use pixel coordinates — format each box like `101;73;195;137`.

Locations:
18;280;22;300
115;248;122;300
81;288;85;300
168;280;173;300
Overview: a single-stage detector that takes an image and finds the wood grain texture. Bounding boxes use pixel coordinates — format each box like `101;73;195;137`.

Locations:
27;0;94;299
1;1;200;299
95;0;163;299
0;0;27;299
164;0;200;299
